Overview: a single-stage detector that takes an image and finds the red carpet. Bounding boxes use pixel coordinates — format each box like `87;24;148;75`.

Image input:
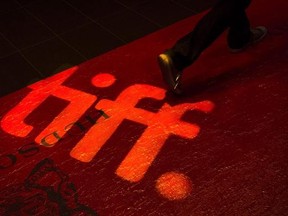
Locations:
0;0;288;215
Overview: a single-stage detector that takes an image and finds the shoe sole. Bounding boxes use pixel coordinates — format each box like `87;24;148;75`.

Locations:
158;54;182;94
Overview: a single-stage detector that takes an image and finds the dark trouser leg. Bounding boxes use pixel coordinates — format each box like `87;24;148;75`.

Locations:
171;0;251;70
227;8;251;49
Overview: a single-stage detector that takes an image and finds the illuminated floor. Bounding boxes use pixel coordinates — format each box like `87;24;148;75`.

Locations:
0;0;288;215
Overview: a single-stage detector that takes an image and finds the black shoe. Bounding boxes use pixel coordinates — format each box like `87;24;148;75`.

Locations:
230;26;268;53
158;50;183;95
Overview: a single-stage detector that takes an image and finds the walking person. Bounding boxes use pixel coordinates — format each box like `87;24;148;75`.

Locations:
158;0;267;95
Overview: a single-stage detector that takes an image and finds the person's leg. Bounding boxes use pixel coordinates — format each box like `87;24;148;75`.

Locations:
171;0;251;70
227;6;251;50
158;0;267;94
158;0;251;94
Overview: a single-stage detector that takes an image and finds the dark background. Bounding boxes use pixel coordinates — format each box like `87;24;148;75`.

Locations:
0;0;217;97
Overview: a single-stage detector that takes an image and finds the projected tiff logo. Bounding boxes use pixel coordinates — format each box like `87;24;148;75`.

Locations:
1;67;214;200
